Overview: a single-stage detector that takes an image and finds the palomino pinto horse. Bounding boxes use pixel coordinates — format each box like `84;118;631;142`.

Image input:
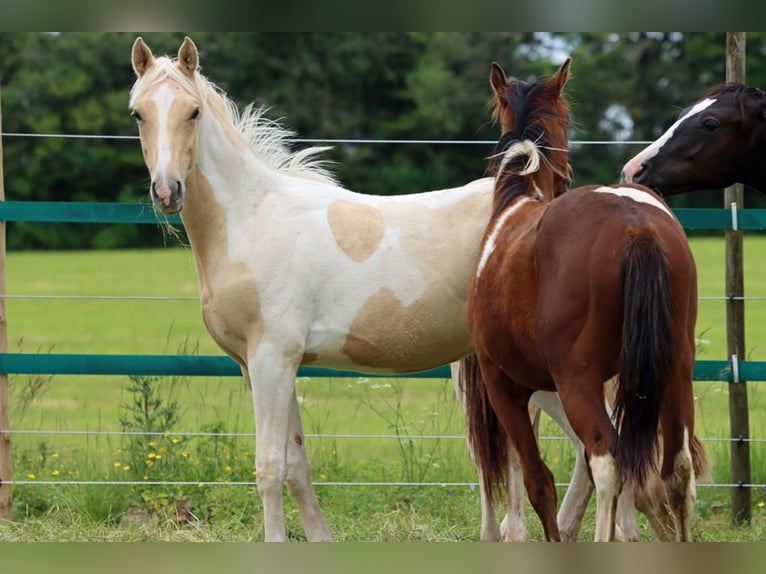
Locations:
129;36;504;542
464;60;699;541
622;83;766;193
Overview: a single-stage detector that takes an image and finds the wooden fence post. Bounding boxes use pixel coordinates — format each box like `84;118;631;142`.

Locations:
0;80;12;522
724;31;751;525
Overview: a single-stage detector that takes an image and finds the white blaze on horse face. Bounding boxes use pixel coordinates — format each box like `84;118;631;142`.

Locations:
151;84;177;178
475;197;531;279
623;98;716;181
593;186;675;218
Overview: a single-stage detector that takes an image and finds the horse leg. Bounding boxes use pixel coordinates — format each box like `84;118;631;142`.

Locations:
480;362;560;541
531;391;593;541
632;473;678;541
498;402;538;542
660;400;695;541
453;359;529;541
614;480;640;541
556;382;620;542
451;361;505;541
284;389;333;541
247;347;311;542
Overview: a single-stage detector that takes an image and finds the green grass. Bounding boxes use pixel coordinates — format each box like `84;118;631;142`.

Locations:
2;239;766;541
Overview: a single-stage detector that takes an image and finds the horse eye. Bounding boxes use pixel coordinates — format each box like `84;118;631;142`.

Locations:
702;118;719;131
189;108;201;121
131;109;143;123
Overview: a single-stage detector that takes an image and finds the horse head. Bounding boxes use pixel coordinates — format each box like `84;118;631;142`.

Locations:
622;84;766;195
129;36;203;214
488;58;573;202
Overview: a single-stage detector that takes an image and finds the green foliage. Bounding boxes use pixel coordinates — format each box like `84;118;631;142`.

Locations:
4;33;765;249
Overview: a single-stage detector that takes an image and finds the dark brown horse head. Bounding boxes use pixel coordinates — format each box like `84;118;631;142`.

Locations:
622;83;766;195
487;59;573;216
488;59;573;202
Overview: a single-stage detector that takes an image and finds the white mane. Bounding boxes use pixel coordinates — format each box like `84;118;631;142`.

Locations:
129;56;338;185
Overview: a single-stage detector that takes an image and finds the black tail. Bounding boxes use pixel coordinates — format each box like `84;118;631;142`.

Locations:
458;354;509;502
613;228;673;486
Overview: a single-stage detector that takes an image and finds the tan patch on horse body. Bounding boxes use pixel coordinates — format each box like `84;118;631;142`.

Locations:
301;352;319;365
342;287;469;372
341;190;492;372
184;169;264;367
327;200;385;262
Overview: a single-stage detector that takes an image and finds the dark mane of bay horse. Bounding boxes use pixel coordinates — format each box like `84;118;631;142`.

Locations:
701;81;764;114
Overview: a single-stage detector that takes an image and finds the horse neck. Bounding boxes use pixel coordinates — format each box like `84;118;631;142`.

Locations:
180;113;276;278
491;166;553;217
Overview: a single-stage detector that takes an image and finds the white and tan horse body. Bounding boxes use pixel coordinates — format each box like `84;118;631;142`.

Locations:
131;37;505;541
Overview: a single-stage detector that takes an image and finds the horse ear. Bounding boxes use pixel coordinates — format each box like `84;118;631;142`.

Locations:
551;57;572;96
178;36;199;77
131;37;154;78
490;62;508;96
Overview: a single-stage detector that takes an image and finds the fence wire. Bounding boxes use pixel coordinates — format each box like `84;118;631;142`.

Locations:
1;130;763;496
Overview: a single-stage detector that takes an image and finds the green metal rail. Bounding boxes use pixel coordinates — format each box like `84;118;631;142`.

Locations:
1;201;764;381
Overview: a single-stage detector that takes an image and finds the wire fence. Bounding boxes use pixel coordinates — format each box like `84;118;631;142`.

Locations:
1;129;764;497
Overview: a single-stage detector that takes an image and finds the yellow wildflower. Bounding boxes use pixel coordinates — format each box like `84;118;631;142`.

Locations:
26;473;36;479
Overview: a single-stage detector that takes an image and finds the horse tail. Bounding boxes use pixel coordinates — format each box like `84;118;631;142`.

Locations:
458;354;509;502
613;226;673;486
691;433;711;481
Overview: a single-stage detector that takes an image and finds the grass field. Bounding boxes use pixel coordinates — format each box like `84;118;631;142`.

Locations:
2;236;766;541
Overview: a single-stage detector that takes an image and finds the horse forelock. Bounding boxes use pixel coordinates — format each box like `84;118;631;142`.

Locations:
698;83;766;129
130;56;338;186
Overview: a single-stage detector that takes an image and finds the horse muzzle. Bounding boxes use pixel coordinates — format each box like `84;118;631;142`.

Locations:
151;179;184;214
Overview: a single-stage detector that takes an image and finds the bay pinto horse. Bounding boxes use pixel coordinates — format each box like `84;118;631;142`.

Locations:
464;60;699;541
622;82;766;194
461;60;708;543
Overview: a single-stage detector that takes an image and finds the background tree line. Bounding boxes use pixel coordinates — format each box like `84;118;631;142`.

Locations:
1;32;764;250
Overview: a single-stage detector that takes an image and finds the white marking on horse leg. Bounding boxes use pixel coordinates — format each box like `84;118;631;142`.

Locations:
151;84;176;179
532;391;592;541
622;98;716;181
284;390;333;541
590;453;620;542
477;469;502;542
615;480;640;541
593;186;675;218
500;443;527;541
475;197;531;279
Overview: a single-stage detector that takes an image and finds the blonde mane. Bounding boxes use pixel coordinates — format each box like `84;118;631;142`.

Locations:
129;56;338;185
